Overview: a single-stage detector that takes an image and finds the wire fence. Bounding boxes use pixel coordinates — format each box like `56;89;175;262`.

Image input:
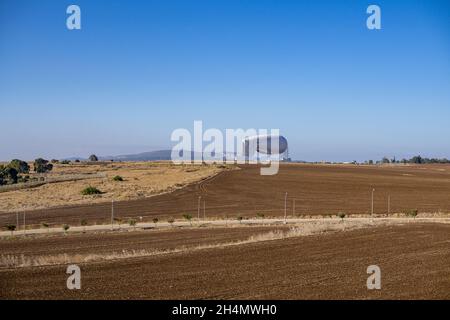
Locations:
0;172;107;193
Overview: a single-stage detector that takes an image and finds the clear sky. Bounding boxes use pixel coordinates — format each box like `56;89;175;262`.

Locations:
1;0;449;161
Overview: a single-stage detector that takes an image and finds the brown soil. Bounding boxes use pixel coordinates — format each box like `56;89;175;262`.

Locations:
0;225;288;257
1;223;449;299
2;163;450;228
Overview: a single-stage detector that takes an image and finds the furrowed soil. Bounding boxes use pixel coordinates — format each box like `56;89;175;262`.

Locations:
1;163;450;227
0;225;288;258
1;223;449;299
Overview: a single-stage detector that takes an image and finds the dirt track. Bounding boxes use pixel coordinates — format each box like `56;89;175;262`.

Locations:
1;164;450;228
1;223;449;299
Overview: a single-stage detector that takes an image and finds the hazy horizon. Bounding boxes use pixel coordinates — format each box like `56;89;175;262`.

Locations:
1;146;448;163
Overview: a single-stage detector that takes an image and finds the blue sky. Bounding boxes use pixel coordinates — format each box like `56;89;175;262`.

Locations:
1;0;449;161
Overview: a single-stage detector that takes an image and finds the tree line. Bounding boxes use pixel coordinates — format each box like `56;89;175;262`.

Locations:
365;155;450;165
0;158;53;186
0;155;100;186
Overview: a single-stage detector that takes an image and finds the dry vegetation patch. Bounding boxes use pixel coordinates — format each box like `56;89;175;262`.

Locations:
0;162;229;211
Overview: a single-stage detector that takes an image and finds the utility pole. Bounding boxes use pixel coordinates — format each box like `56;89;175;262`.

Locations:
371;188;375;216
111;199;114;231
388;195;391;215
197;196;201;221
284;192;288;224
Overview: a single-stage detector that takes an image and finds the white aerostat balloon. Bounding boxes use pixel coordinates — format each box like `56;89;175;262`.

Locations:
243;135;288;156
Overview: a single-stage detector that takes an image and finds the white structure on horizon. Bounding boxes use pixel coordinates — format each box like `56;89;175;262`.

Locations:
242;135;289;162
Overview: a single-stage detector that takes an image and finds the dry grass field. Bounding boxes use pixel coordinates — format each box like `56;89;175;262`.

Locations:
0;162;228;212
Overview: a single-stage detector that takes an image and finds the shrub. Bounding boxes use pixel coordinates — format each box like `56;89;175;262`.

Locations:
167;217;175;227
256;213;265;219
41;222;50;233
34;158;53;173
89;154;98;162
8;159;29;174
338;212;346;222
407;209;418;219
411;156;423;164
5;224;16;235
129;219;137;230
237;216;243;224
152;217;159;226
81;186;102;195
182;214;193;226
17;175;30;183
113;175;124;181
80;219;88;232
60;160;70;165
0;165;18;185
62;224;70;234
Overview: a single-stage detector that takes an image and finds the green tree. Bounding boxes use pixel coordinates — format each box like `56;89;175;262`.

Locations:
152;217;159;227
0;165;18;185
182;214;193;226
410;156;423;164
89;154;98;162
8;159;30;174
80;219;88;232
5;224;16;236
338;212;346;222
129;219;137;230
41;222;50;233
407;209;418;219
114;217;123;229
62;224;70;234
34;158;53;173
237;215;243;224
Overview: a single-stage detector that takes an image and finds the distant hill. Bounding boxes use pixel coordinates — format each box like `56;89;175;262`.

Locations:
99;150;211;161
99;150;173;161
100;150;238;162
66;150;283;162
64;150;172;162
